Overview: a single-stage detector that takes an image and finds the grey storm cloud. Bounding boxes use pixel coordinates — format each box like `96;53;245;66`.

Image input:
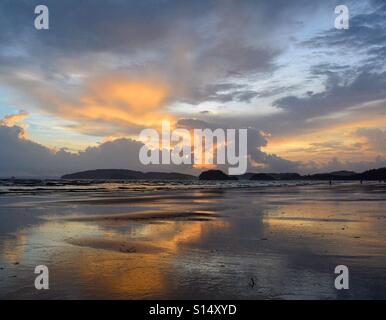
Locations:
263;71;386;136
274;71;386;117
0;124;140;177
0;121;300;177
0;0;325;53
0;124;197;177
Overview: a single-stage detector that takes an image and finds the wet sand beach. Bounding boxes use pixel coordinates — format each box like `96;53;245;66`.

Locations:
1;181;386;299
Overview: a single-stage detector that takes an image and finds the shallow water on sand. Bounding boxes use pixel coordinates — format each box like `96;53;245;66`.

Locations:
1;181;386;299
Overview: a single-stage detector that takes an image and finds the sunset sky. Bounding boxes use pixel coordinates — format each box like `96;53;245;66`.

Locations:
0;0;386;176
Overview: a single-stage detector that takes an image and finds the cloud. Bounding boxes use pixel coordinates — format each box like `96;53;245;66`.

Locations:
356;128;386;152
234;1;386;137
1;116;385;177
305;156;386;174
176;118;301;173
0;0;326;137
185;83;259;104
303;3;386;72
0;0;320;55
0;124;58;176
0;110;28;127
306;141;363;153
57;76;173;130
304;3;386;54
276;71;386;116
0;110;29;138
0;112;302;176
269;71;386;135
0;121;198;177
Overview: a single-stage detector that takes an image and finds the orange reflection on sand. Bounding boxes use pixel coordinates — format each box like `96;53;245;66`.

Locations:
25;208;228;298
0;233;27;264
64;218;228;297
264;202;367;232
145;219;228;252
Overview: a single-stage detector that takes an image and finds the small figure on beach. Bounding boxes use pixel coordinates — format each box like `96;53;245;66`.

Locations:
249;278;255;288
329;180;332;185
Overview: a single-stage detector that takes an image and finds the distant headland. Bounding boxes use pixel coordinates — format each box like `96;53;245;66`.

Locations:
61;169;196;180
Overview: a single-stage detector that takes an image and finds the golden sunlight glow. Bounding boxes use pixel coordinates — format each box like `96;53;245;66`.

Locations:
264;116;386;164
59;77;174;129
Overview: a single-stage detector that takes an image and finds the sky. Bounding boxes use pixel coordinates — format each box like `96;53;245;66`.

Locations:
0;0;386;177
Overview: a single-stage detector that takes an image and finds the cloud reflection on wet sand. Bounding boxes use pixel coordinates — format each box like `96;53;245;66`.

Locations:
1;184;386;299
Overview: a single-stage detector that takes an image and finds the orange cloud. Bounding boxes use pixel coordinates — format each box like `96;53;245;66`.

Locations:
38;76;174;136
0;110;29;127
264;116;386;164
0;111;29;138
75;78;172;127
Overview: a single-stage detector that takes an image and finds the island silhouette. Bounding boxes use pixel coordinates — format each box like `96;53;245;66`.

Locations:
61;167;386;181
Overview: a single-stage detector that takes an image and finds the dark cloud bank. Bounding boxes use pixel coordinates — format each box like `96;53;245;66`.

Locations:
1;121;386;178
0;120;302;177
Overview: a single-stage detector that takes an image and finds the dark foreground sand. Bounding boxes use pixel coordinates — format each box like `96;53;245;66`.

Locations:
1;182;386;299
